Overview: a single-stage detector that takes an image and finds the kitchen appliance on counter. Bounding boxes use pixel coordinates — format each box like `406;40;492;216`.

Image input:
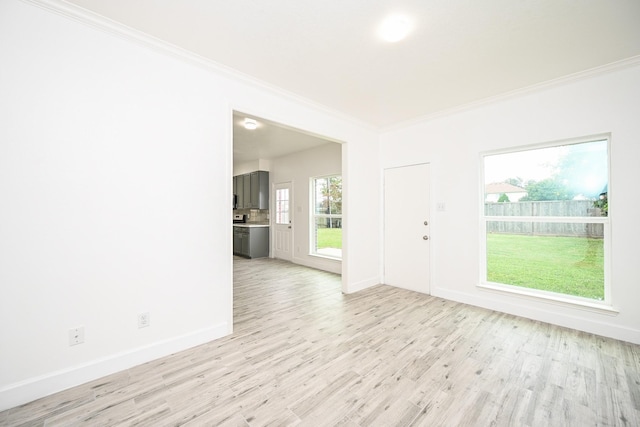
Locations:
233;214;247;224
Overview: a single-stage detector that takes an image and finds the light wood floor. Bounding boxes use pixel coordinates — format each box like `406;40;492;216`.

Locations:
2;257;640;426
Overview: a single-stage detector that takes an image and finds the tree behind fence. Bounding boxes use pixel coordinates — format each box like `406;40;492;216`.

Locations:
485;200;604;238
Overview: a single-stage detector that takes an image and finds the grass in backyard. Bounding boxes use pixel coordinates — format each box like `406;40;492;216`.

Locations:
317;227;342;249
486;233;604;300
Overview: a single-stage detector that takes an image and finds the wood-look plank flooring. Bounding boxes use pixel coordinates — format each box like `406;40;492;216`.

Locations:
2;257;640;426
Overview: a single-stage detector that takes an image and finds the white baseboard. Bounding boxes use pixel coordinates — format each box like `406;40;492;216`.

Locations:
280;255;377;294
291;255;341;274
0;322;229;412
432;287;640;345
344;276;379;294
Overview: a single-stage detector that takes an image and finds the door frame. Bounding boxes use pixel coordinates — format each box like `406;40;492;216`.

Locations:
231;108;348;297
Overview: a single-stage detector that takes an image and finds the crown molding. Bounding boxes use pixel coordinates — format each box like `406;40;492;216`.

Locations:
382;55;640;133
20;0;376;132
19;0;640;134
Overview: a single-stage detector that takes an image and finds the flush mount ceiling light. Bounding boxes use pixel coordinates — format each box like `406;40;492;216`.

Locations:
378;15;412;42
244;118;257;130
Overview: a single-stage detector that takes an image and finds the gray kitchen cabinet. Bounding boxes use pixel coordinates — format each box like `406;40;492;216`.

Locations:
240;229;250;256
233;226;243;254
233;170;269;210
235;174;245;209
248;171;269;209
242;173;251;208
233;226;269;258
232;175;238;208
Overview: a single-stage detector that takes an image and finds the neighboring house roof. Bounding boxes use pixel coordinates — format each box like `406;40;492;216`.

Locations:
486;182;526;194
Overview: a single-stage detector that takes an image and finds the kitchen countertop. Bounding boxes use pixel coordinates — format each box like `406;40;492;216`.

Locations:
233;223;270;228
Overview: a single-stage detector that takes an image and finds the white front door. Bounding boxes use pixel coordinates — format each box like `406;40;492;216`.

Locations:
383;164;431;294
273;182;293;261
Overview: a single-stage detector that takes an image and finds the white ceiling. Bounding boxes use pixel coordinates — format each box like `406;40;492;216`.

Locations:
60;0;640;161
62;0;640;129
232;112;336;164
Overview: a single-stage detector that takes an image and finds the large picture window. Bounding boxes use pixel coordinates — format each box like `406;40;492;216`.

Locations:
481;136;610;304
311;175;342;259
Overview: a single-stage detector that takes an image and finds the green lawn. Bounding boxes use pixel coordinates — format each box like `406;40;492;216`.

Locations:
486;233;604;300
317;227;342;249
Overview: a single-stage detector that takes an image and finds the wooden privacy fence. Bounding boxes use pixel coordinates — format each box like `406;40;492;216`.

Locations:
485;200;604;238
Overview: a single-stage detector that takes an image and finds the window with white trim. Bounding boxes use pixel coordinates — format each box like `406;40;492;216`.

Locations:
311;175;342;259
481;136;610;303
275;188;290;225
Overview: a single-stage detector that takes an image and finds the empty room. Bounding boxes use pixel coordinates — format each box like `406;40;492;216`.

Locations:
1;0;639;425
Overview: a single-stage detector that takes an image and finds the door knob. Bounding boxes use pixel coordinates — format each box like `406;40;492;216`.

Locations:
423;235;429;240
424;221;428;226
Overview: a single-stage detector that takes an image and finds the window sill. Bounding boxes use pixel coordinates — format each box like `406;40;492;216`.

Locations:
478;282;619;316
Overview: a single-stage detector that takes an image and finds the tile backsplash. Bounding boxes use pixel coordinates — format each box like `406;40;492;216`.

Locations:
234;209;269;223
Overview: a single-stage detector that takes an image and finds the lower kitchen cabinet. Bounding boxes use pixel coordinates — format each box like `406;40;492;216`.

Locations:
233;226;269;258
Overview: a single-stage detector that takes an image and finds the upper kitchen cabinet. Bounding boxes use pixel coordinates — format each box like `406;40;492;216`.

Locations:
242;173;251;208
234;171;269;209
235;174;244;209
249;171;269;209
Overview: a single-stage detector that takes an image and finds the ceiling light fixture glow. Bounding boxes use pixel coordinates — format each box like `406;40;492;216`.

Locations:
378;15;412;42
244;118;257;130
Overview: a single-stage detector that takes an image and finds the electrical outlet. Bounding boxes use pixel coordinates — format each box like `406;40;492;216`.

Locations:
138;312;150;328
69;326;84;346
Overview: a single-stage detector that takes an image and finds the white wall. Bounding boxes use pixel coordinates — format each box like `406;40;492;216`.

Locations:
0;0;380;410
272;143;342;273
380;62;640;345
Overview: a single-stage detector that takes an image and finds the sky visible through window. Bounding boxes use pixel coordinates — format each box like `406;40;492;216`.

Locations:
484;140;607;200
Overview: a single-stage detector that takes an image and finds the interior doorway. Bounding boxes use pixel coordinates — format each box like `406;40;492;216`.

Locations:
232;110;344;274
